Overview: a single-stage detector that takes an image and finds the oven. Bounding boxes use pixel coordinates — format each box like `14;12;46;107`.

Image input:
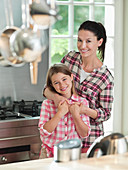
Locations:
0;100;42;164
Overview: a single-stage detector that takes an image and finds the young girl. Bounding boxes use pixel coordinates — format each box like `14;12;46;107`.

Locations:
39;63;90;158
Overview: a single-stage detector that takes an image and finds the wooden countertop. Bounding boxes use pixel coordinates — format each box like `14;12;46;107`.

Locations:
0;152;128;170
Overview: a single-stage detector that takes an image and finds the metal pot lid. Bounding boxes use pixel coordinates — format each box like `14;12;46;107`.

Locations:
55;139;82;149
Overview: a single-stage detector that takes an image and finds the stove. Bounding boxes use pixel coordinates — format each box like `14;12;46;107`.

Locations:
0;100;42;164
0;100;42;120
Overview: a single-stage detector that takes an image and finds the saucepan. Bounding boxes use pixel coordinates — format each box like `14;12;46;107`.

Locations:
54;139;82;162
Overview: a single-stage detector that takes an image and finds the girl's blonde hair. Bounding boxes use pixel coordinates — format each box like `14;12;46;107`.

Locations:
46;63;76;95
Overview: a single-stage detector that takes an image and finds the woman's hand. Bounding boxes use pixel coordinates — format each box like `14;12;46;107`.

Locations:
44;87;67;107
79;102;98;119
54;94;67;107
57;100;69;117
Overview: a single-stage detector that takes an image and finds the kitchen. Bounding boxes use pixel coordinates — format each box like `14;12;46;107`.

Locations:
0;0;128;169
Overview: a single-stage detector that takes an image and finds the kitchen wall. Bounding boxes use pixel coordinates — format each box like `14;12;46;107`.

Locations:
122;0;128;135
113;0;128;135
0;51;49;101
0;0;49;102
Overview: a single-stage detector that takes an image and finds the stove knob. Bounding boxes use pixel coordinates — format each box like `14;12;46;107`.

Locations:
1;156;7;162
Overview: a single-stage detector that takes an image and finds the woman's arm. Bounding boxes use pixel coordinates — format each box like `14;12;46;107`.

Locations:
43;87;66;106
79;103;98;119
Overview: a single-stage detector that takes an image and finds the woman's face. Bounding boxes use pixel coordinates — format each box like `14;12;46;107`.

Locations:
51;72;73;98
77;30;103;59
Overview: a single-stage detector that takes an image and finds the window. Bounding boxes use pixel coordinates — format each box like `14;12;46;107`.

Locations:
49;0;123;134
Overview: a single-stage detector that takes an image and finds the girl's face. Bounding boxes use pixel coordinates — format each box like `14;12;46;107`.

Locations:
51;72;73;98
77;30;103;59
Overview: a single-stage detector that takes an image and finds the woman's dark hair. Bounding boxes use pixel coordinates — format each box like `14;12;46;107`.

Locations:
46;63;75;95
78;20;107;62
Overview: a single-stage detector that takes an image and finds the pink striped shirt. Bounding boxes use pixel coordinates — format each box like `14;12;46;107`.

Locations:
39;94;90;157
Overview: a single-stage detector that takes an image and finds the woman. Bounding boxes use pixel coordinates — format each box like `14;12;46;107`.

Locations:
44;20;114;150
39;64;90;158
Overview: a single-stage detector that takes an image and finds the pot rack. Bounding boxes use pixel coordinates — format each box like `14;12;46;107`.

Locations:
0;0;59;84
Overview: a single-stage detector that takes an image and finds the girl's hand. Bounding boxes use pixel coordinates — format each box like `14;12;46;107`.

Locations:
69;102;80;117
79;103;88;115
57;100;69;117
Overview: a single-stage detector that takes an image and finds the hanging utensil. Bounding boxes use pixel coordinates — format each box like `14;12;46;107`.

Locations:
29;0;59;29
29;27;48;84
10;0;48;84
0;0;25;67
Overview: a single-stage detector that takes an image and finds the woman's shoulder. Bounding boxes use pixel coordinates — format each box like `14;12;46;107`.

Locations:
68;50;80;56
61;50;80;62
102;65;114;81
93;65;114;84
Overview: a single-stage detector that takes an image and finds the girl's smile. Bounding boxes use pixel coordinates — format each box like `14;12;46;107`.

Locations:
51;72;73;98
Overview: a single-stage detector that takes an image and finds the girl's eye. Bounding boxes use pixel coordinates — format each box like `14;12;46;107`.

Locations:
54;82;59;85
63;78;67;81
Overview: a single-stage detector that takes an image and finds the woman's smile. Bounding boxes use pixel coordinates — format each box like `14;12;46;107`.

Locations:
77;30;101;59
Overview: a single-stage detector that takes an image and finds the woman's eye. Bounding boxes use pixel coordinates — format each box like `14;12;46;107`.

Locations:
78;39;82;42
87;40;91;43
63;78;67;81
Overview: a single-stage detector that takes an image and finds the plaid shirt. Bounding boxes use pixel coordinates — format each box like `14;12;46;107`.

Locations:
39;94;90;157
61;51;114;148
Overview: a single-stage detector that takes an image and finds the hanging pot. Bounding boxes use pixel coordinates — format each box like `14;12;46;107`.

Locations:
10;27;45;63
0;0;25;67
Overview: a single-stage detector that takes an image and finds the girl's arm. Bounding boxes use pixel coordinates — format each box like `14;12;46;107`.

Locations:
69;103;89;138
43;101;69;133
43;87;67;106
